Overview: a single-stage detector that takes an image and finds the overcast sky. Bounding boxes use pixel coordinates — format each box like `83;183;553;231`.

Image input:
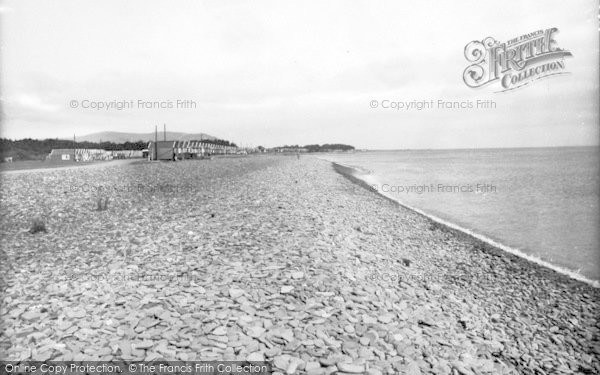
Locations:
1;0;598;149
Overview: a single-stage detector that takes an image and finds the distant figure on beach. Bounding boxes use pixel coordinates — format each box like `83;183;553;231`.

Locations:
296;151;300;160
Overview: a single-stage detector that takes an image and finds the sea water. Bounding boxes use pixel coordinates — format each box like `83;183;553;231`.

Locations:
322;147;599;284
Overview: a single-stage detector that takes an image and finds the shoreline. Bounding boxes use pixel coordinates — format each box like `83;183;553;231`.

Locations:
0;155;598;373
331;161;600;289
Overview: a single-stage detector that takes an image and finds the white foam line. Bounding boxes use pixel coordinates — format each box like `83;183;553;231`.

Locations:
332;160;600;288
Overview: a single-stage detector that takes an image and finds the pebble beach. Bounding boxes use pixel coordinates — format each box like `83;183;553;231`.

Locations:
0;155;598;375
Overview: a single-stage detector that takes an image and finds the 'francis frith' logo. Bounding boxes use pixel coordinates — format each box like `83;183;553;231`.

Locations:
463;28;572;92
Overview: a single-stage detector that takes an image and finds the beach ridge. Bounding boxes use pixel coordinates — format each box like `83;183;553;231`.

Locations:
0;155;598;374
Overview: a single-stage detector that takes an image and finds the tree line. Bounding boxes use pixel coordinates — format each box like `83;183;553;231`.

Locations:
272;144;355;152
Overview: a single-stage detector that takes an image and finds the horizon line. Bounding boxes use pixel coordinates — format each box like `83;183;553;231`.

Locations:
2;136;598;152
363;145;599;152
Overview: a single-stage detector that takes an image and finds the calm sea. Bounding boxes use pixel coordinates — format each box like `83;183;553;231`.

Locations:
321;147;600;283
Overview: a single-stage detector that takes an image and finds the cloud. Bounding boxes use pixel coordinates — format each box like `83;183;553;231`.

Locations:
8;93;59;113
0;0;598;148
0;5;13;14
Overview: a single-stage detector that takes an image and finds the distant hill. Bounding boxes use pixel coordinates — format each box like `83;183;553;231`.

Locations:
75;131;217;143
